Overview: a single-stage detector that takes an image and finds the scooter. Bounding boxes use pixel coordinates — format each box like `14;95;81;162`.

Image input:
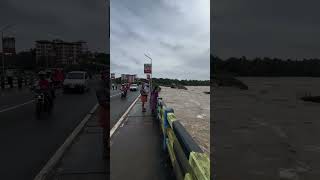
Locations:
121;89;127;98
34;89;53;118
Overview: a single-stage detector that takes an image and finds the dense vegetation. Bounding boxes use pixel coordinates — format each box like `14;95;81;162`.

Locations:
112;77;210;86
152;78;209;86
212;55;320;77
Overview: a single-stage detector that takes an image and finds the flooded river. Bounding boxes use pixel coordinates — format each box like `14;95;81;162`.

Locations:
160;86;210;155
214;77;320;180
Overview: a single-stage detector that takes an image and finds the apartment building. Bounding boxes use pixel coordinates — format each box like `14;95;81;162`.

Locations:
35;39;88;66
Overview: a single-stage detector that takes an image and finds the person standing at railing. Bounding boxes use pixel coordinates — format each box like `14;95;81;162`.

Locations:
140;82;149;112
150;85;160;115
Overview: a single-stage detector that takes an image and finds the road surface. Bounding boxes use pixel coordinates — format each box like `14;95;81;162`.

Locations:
0;80;98;179
110;89;140;128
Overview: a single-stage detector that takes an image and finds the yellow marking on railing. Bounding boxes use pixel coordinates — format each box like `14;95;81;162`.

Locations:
189;152;210;180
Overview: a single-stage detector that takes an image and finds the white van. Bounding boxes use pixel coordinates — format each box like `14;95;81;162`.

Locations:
63;71;89;93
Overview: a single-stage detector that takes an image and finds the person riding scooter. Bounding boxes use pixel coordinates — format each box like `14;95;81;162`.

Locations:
120;84;128;97
36;71;53;105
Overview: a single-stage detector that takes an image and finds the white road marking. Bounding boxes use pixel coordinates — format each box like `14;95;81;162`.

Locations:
0;89;63;113
110;94;141;138
0;100;34;113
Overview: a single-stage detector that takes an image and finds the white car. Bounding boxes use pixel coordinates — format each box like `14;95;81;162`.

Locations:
63;71;89;93
130;84;138;91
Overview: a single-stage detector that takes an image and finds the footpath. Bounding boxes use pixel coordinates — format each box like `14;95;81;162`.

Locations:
110;99;175;180
40;108;108;180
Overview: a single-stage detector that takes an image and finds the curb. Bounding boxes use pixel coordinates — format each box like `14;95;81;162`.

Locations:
34;103;99;180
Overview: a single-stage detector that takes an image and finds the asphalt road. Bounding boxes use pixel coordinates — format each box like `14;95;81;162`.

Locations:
110;89;140;128
0;80;98;180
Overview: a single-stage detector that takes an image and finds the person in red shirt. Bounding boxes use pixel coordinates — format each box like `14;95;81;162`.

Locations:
37;71;53;105
96;70;109;160
38;71;50;90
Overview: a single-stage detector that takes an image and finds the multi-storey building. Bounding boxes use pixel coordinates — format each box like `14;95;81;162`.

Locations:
35;39;88;66
121;74;137;83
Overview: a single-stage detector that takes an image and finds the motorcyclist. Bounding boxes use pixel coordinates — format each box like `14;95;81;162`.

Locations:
37;71;53;105
121;83;128;97
46;71;56;99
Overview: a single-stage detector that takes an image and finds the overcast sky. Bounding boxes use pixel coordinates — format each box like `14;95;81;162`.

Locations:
111;0;210;80
0;0;108;52
213;0;320;60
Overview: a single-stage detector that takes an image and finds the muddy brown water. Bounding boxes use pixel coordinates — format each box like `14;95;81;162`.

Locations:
160;86;210;156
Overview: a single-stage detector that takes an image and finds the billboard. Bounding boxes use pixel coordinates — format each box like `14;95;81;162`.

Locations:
111;73;115;79
144;63;152;74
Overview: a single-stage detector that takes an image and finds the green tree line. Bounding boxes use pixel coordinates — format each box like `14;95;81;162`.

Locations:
152;78;209;86
212;55;320;77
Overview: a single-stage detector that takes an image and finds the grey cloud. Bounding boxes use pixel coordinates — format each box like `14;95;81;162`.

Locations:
159;41;184;51
0;0;107;52
213;0;320;59
111;0;210;80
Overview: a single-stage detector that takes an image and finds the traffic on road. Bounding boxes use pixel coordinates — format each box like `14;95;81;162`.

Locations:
0;68;102;180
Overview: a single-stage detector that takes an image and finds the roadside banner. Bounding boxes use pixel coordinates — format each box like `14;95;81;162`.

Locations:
144;64;152;74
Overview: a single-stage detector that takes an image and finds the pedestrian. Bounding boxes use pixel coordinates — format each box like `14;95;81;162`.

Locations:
7;70;13;88
17;73;23;89
140;83;149;112
150;85;160;115
0;75;5;89
96;69;110;160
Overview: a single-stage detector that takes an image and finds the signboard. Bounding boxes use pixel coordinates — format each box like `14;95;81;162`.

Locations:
144;64;152;74
147;74;150;80
111;73;115;79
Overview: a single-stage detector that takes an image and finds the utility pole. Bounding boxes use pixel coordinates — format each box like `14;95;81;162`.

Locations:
1;24;14;78
144;53;152;90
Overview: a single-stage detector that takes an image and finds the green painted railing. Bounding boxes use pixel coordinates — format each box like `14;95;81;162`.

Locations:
156;97;210;180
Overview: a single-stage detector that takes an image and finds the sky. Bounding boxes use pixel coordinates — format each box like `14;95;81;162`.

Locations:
110;0;210;80
213;0;320;60
0;0;108;52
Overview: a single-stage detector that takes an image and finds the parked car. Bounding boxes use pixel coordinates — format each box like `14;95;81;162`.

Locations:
63;71;89;93
130;84;138;91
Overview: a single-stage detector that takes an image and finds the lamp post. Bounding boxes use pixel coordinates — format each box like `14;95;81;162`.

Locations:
1;24;14;78
144;53;152;90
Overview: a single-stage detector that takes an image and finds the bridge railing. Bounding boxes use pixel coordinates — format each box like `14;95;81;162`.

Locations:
156;97;210;180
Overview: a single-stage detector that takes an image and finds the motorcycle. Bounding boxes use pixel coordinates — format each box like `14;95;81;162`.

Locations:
121;89;127;98
34;87;53;118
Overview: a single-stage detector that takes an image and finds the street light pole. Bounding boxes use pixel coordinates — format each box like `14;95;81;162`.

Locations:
1;24;14;78
144;53;152;90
